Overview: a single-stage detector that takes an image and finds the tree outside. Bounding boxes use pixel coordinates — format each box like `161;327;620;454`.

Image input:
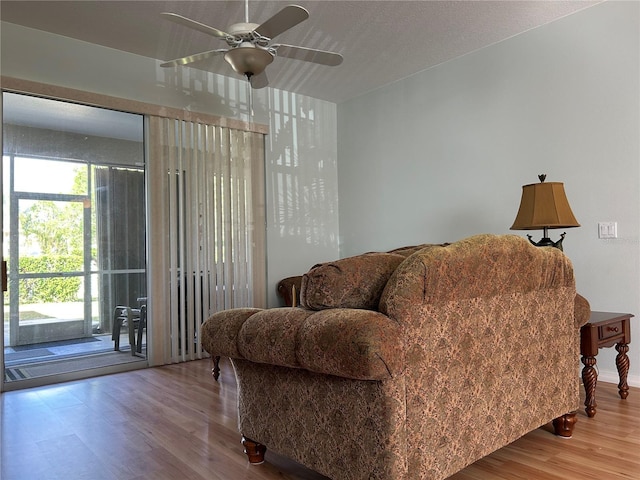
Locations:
10;166;89;304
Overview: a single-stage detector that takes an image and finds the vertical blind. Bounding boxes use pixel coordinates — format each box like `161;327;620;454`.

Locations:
146;116;266;365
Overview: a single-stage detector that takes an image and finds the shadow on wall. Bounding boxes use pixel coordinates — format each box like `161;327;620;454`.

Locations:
154;63;340;277
265;100;338;248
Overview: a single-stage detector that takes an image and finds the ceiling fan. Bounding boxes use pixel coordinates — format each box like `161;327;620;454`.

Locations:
160;2;343;89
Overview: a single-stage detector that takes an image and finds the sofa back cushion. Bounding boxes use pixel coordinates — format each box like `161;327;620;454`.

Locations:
300;252;405;310
387;243;448;257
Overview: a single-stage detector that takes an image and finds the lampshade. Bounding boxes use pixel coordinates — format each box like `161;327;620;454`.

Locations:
511;178;580;230
224;43;273;78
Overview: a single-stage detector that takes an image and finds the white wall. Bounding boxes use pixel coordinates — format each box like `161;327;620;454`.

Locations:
337;1;640;386
0;22;340;307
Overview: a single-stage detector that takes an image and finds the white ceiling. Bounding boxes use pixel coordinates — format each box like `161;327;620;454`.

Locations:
3;92;144;142
1;0;601;103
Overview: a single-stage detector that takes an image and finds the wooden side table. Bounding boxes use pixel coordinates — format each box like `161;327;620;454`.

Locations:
580;311;634;417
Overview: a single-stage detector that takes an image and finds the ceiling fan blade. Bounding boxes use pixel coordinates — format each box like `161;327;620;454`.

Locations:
161;49;227;67
161;12;230;38
250;71;269;89
254;5;309;39
273;45;343;66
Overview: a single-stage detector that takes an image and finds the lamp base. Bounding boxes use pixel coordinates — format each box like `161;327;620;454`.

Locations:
526;232;566;251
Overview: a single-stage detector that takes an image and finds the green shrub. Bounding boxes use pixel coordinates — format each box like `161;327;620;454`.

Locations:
13;255;83;304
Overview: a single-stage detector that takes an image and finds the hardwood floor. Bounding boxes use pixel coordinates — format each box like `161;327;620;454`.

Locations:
2;358;639;480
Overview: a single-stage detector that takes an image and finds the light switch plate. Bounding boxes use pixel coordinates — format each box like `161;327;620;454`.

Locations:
598;222;618;239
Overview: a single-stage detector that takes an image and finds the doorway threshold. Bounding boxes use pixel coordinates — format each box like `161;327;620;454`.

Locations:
3;333;147;390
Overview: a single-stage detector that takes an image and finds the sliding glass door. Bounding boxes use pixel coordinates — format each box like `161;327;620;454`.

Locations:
2;92;147;388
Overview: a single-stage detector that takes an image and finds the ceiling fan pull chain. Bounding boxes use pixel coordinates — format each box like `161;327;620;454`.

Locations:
248;76;254;117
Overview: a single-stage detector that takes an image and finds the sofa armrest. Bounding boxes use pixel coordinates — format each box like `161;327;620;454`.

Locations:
295;309;405;380
201;307;405;381
201;308;263;358
574;293;591;328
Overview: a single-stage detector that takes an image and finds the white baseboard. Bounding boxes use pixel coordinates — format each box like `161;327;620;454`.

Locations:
596;369;640;388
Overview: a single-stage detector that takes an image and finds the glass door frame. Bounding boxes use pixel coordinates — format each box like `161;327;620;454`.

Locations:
1;90;4;392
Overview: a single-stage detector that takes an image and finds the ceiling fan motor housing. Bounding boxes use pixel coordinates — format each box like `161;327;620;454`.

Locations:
224;42;274;77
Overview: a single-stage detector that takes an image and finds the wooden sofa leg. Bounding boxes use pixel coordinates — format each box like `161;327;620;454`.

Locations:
552;412;577;438
212;356;221;381
242;436;266;464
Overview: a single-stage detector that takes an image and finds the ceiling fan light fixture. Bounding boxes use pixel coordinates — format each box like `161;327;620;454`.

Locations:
224;43;273;77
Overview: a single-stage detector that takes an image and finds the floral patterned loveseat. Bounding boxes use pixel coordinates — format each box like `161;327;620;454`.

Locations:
201;234;589;480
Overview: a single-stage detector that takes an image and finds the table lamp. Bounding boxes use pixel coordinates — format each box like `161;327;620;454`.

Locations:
510;174;580;251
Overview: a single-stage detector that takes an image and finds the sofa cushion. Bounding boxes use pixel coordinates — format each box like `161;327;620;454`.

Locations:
300;252;405;310
297;309;405;380
380;234;574;320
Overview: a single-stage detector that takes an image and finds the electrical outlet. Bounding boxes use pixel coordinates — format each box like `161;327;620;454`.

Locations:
598;222;618;239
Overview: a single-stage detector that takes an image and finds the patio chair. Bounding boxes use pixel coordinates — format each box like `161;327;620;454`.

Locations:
112;305;144;355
